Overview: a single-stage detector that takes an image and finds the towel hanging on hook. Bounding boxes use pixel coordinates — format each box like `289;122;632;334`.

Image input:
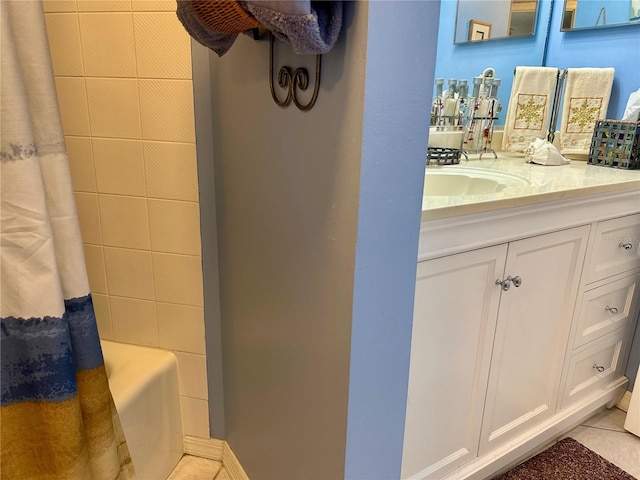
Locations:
177;0;343;57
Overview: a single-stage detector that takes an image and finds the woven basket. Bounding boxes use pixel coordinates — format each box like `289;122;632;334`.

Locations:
588;120;640;169
190;0;263;34
426;147;461;165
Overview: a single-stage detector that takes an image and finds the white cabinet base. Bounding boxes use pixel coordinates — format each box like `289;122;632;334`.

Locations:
439;379;628;480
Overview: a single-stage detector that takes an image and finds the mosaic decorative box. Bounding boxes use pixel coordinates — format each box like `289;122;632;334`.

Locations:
426;147;461;165
587;120;640;169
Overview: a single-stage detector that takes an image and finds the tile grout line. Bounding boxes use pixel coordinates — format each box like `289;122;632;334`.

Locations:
581;424;631;434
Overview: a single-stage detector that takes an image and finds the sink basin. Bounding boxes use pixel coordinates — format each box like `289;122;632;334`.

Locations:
424;166;532;196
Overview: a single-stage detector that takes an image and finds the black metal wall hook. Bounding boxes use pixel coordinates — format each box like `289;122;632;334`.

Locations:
269;34;321;111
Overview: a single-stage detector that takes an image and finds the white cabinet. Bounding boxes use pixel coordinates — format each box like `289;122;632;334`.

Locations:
559;213;640;410
402;245;506;480
402;226;589;479
479;226;589;453
406;189;640;480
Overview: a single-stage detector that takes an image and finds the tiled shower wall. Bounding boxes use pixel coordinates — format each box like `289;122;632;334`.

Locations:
43;0;210;438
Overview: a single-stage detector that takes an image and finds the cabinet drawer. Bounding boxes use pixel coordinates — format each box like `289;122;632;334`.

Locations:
586;214;640;283
573;273;640;348
560;330;629;409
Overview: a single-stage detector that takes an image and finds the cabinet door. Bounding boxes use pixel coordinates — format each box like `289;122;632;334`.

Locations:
402;244;507;480
479;226;589;454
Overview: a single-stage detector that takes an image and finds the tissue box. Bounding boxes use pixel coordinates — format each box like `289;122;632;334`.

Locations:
587;120;640;169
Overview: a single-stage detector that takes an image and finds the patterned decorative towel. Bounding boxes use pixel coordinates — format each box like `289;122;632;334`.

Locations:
559;67;615;156
502;66;559;152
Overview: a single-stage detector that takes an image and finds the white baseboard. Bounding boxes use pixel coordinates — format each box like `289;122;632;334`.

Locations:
183;436;249;480
184;436;224;461
223;442;250;480
617;390;632;412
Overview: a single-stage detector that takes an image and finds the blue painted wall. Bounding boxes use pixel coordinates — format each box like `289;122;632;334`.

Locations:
545;0;640;120
344;2;439;478
435;0;640;125
434;0;553;125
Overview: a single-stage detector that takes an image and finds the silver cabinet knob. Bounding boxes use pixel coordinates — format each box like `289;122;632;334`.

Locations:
605;305;619;314
496;275;522;291
592;364;605;373
496;277;511;291
619;242;633;250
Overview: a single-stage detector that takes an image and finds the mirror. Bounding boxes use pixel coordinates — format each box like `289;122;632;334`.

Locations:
454;0;539;44
562;0;640;31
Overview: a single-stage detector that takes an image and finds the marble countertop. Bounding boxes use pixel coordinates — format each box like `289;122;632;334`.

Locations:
421;153;640;221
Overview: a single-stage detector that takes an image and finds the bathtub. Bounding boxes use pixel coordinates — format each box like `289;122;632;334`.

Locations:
101;340;184;480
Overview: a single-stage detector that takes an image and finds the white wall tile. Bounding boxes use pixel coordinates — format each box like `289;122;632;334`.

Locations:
148;199;201;255
45;13;84;76
133;12;191;79
93;138;145;195
110;295;158;346
157;302;205;354
77;0;131;11
98;195;150;249
103;247;155;300
79;12;136;77
55;77;91;136
84;244;108;293
143;141;198;201
43;1;77;12
174;352;208;399
66;136;96;192
180;396;210;438
86;78;141;138
131;0;175;11
92;293;113;340
152;253;203;306
74;192;103;244
139;79;195;142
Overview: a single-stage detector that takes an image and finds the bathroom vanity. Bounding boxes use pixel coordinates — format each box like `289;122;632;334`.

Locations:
402;155;640;480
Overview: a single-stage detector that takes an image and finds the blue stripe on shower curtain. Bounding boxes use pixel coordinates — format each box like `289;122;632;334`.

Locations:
1;295;103;406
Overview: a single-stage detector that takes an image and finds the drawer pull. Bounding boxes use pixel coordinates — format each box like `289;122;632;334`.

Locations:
593;364;606;373
605;306;619;314
619;242;633;250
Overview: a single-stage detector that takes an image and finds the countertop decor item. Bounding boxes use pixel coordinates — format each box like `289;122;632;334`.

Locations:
588;120;640;169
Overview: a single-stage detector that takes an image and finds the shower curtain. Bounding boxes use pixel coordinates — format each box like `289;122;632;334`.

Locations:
1;2;135;478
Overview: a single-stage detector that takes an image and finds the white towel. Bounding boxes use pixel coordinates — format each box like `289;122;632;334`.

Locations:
559;67;615;156
502;66;559;152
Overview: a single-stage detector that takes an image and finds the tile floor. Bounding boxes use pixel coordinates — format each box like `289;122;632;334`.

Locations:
167;455;227;480
167;407;640;480
564;406;640;479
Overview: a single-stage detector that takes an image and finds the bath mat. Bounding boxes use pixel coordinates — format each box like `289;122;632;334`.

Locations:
494;437;635;479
